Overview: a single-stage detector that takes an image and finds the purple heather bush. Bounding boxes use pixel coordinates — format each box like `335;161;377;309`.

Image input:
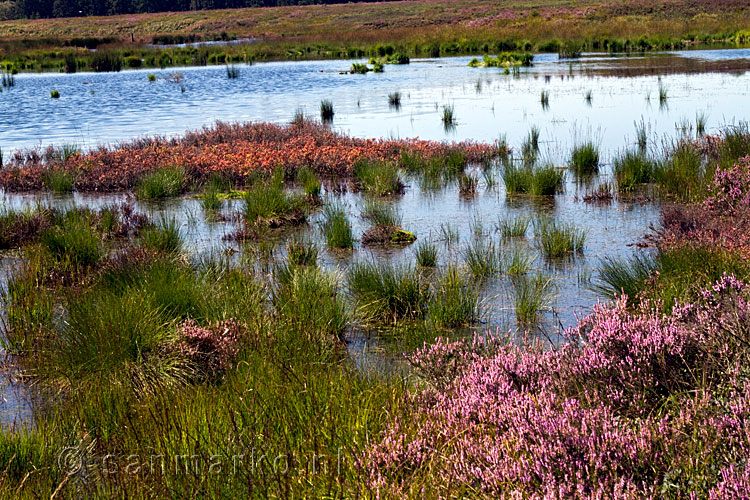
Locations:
362;275;750;498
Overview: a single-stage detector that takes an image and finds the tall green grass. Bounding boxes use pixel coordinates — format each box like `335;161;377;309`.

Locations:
653;141;705;201
297;166;322;198
140;216;183;253
613;150;656;192
360;198;402;227
535;217;586;258
39;211;102;266
570;141;600;175
42;169;74;193
135;166;186;199
347;261;429;323
354;159;402;196
414;239;438;267
592;253;657;300
497;214;530;238
513;273;554;325
463;238;501;277
243;170;306;224
428;265;480;328
322;202;355;249
502;162;563;196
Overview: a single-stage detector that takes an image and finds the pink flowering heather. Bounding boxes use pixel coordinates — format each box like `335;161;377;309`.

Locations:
362;276;750;498
175;318;245;380
705;155;750;215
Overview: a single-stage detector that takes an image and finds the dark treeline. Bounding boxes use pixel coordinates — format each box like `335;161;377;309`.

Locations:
12;0;398;19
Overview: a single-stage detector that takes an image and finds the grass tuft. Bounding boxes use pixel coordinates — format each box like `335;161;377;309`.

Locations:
347;261;429;323
414;239;438;267
428;265;480;328
535;217;586;258
322;202;355;250
136;166;186;199
513;273;554;324
570;141;600;175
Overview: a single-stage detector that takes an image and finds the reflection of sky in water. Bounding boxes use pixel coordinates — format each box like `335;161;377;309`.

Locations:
2;49;750;166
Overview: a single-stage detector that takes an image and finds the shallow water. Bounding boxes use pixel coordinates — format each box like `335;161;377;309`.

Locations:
2;49;750;162
2;48;748;428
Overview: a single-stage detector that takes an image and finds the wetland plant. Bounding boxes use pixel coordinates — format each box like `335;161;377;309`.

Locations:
613;150;656;192
90;51;123;72
321;202;354;250
540;90;550;109
521;126;541;163
558;41;582;59
291;107;306;125
535;217;586;258
482;167;497;189
653;141;704;201
147;73;156;82
592;253;657;300
1;70;15;88
658;79;668;106
135;167;186;200
140;216;183;253
285;237;318;267
350;63;370;74
360;198;402;227
428;265;480;328
585;90;593;104
570;141;600;175
457;172;478;195
353;159;403;196
513;273;554;325
635;119;649;152
273;265;348;341
414;240;438;268
438;222;459;245
40;212;103;266
442;104;456;128
502;162;563;196
296;166;322;198
696;111;708;136
347;261;429;323
43;169;74;193
50;89;60;98
320;99;335;122
200;184;222;212
463;238;501;277
388;91;401;108
497;214;530;238
226;64;240;79
242;171;307;225
504;246;533;275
